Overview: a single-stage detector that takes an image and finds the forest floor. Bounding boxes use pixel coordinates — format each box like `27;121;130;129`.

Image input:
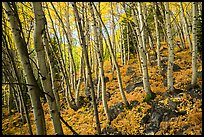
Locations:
2;44;202;135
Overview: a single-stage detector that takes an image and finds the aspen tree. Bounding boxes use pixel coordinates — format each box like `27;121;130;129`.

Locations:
89;2;111;124
4;2;47;135
32;2;63;134
180;2;192;51
71;2;102;134
137;2;150;64
153;2;161;72
132;3;153;101
92;2;130;107
3;38;33;134
164;2;174;92
191;2;198;86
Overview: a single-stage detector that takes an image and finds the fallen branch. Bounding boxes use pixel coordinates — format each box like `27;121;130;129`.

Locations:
59;115;78;135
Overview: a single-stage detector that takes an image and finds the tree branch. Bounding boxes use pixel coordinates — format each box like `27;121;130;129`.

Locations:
59;115;78;135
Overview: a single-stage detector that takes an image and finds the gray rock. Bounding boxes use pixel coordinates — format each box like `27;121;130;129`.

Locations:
161;63;181;72
109;102;124;121
173;63;181;71
132;76;143;83
125;81;143;93
125;67;134;76
102;126;122;135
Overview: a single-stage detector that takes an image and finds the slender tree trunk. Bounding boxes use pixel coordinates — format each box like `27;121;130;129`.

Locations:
132;3;153;100
119;25;124;65
191;2;198;86
44;28;61;111
51;2;77;95
93;2;130;107
89;2;111;124
154;2;161;73
180;2;192;51
4;2;46;135
164;2;174;92
138;2;150;65
46;3;76;109
126;25;130;65
32;2;63;135
75;51;84;108
3;33;32;131
72;2;102;134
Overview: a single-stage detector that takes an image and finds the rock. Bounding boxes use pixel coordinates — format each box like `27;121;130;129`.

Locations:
141;114;150;125
102;126;122;135
161;63;181;72
144;104;164;134
104;76;109;83
182;124;191;131
176;110;187;116
173;63;181;72
125;83;137;93
173;88;184;95
112;77;117;80
174;131;183;135
130;100;139;108
125;81;143;93
132;76;143;83
109;102;124;121
125;67;134;76
168;99;178;110
106;92;111;100
144;130;155;135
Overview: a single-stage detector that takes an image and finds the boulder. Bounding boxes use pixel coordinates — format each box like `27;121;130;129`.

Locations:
109;102;124;121
125;67;134;76
102;126;122;135
125;81;143;93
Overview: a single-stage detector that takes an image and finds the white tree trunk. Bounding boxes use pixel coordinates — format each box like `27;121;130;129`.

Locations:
72;2;102;134
32;2;63;135
179;2;192;51
89;2;111;124
93;2;130;107
164;2;174;92
4;2;46;135
154;2;161;72
191;2;198;86
132;3;152;98
138;2;149;64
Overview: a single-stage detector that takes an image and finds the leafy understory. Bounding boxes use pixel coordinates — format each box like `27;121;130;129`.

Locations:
2;46;202;135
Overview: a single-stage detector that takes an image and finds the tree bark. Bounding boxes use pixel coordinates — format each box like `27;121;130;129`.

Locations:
191;2;198;86
153;2;161;72
4;2;46;135
32;2;63;135
93;2;130;107
132;3;153;100
180;2;192;51
89;2;111;124
164;2;174;92
71;2;102;134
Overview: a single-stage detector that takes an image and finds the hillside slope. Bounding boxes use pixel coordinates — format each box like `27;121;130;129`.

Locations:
2;46;202;135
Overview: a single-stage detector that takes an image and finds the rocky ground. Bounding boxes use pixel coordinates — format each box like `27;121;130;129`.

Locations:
2;46;202;135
